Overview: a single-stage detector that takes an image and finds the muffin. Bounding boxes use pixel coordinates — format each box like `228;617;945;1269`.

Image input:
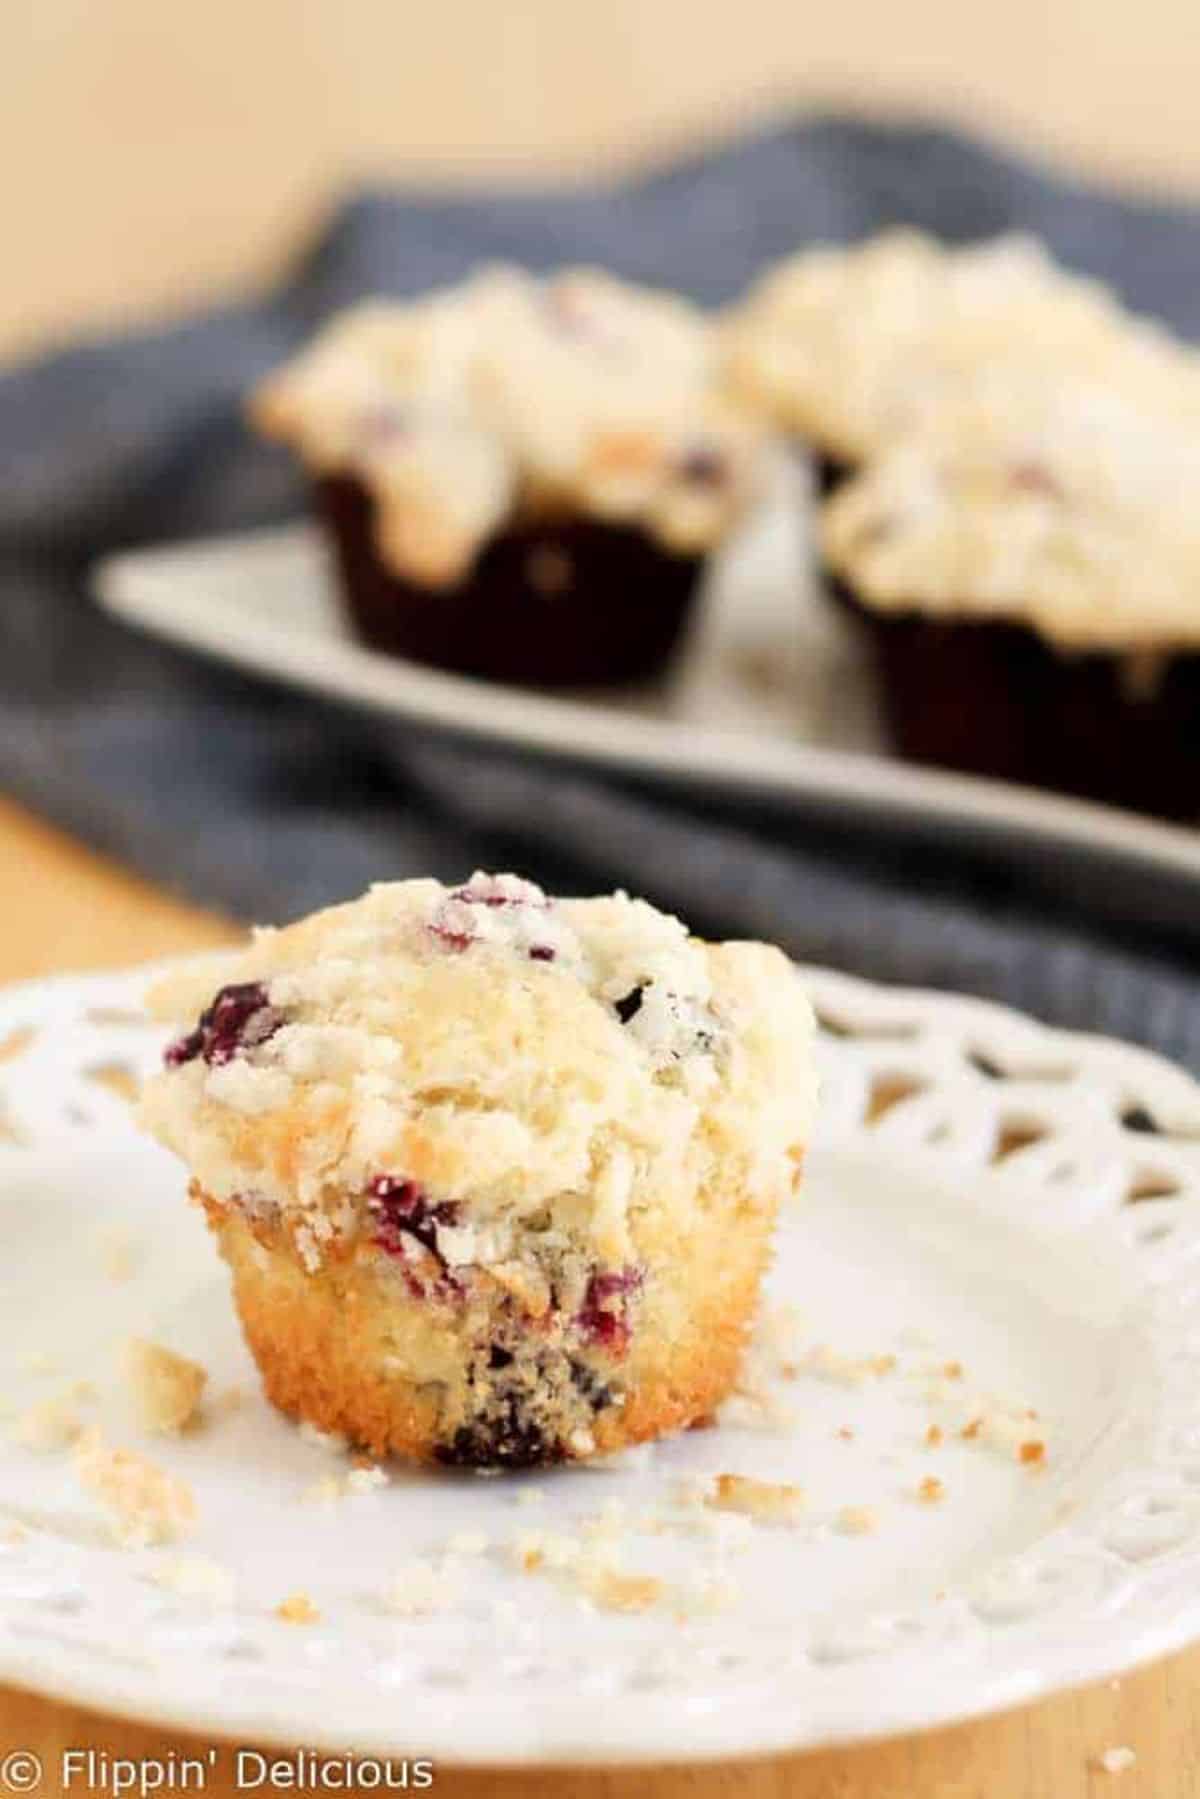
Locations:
140;874;816;1469
722;230;1168;491
819;371;1200;817
251;269;769;687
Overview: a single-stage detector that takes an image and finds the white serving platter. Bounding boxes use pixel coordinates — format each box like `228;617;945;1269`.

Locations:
3;960;1200;1763
93;478;1200;934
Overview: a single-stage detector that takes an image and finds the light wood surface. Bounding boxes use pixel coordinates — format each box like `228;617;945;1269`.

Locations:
3;0;1200;358
5;2;1200;1787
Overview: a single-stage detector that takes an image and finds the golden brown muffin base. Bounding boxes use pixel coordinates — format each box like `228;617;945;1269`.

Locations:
201;1171;786;1469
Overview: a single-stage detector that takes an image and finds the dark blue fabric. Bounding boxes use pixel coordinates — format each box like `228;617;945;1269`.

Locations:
4;115;1200;1065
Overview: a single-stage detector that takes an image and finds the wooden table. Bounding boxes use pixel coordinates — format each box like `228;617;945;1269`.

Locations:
0;796;1196;1794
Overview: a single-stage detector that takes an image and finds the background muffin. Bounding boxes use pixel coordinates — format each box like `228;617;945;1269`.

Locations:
251;269;769;687
721;230;1167;491
819;370;1200;816
141;874;816;1469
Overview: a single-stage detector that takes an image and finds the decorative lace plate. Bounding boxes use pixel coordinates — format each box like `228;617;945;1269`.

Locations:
3;960;1200;1764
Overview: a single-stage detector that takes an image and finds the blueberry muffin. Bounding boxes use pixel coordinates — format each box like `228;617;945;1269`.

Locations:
819;370;1200;816
722;230;1168;492
251;269;769;686
140;875;816;1469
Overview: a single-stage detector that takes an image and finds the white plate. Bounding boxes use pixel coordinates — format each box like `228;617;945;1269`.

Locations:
93;492;1200;932
4;962;1200;1763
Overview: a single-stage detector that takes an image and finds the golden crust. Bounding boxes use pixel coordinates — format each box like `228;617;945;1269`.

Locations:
207;1175;779;1466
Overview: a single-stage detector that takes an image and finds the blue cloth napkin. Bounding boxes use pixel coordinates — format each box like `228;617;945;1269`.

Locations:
4;116;1200;1066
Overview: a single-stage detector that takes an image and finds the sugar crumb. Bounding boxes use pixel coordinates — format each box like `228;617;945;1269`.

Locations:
100;1229;140;1283
298;1421;348;1455
149;1555;235;1607
1094;1746;1136;1775
708;1473;804;1523
800;1345;897;1388
74;1428;195;1546
382;1558;461;1616
15;1394;84;1453
345;1465;389;1495
276;1592;320;1625
124;1339;207;1436
445;1530;490;1556
581;1569;664;1614
300;1474;344;1506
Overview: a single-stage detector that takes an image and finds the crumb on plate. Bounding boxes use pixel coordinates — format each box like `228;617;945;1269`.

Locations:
582;1568;664;1614
382;1558;461;1616
276;1592;320;1625
15;1394;84;1453
708;1473;805;1523
149;1555;235;1606
100;1229;140;1282
74;1428;196;1546
124;1339;207;1435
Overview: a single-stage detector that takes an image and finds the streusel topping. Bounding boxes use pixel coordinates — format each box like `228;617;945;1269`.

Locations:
723;229;1198;464
820;370;1200;650
251;268;768;585
140;876;815;1269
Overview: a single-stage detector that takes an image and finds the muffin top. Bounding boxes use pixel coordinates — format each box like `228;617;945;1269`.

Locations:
140;874;816;1272
251;268;769;586
819;369;1200;650
722;229;1190;465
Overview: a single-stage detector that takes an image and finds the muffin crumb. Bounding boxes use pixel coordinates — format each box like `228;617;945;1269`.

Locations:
124;1339;207;1435
708;1473;805;1523
382;1558;461;1615
582;1569;664;1614
74;1429;196;1546
298;1421;348;1456
917;1476;946;1505
837;1505;879;1536
149;1556;235;1607
15;1394;84;1453
276;1592;320;1625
